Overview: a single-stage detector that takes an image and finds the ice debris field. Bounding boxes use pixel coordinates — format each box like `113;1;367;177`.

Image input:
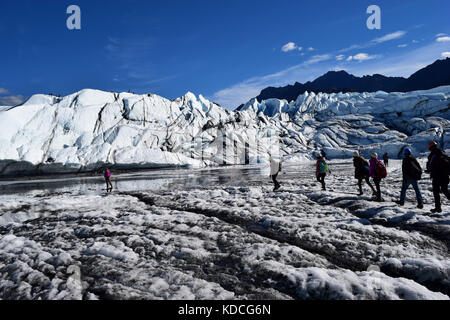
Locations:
0;159;449;300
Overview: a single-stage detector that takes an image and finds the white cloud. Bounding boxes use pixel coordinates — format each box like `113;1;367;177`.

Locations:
371;31;407;44
347;53;378;62
0;95;25;106
308;47;315;51
436;36;450;42
412;40;419;43
281;42;298;52
336;55;345;61
340;30;407;52
442;52;450;58
436;33;447;37
340;44;363;53
354;53;376;61
346;41;450;77
306;54;332;64
398;44;408;48
0;88;25;106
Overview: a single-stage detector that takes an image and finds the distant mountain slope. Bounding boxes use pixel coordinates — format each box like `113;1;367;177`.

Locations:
241;58;450;109
402;58;450;91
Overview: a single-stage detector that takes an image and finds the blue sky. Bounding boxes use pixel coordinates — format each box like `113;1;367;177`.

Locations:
0;0;449;108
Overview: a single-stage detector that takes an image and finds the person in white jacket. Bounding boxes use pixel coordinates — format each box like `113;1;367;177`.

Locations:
269;156;282;191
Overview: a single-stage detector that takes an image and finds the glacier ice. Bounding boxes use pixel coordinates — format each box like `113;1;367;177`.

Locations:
0;86;449;176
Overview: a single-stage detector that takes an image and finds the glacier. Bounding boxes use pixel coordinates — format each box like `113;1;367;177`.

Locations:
0;86;449;176
1;88;450;299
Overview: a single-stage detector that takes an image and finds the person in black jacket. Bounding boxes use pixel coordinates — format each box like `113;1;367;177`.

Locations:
383;152;389;167
316;154;328;191
426;141;450;213
396;148;423;209
353;151;376;196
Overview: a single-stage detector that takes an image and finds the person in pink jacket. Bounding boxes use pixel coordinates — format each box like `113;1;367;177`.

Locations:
104;168;113;192
369;153;382;201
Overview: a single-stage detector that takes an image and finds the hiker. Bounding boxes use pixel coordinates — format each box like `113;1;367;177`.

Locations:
353;151;376;196
426;141;450;213
369;153;387;201
269;156;282;191
383;152;389;167
316;154;329;191
396;148;423;209
104;168;113;192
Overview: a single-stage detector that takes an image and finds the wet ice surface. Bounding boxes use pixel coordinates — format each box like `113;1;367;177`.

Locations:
0;165;265;196
0;160;449;300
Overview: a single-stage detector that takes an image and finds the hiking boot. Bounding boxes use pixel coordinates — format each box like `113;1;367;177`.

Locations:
417;203;423;209
395;201;404;206
431;208;442;213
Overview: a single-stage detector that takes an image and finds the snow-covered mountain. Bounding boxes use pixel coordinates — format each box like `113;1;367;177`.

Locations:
0;87;449;176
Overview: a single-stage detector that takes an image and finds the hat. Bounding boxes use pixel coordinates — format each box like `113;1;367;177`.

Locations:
371;153;378;159
403;148;411;155
353;151;359;157
428;141;437;150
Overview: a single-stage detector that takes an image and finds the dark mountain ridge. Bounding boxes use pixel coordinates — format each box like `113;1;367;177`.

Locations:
237;58;450;109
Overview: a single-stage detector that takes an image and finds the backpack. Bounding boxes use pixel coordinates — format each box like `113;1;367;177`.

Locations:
375;160;387;179
408;158;422;181
362;159;370;175
320;160;329;173
439;153;450;176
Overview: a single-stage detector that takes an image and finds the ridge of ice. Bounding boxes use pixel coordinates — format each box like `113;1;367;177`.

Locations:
0;86;449;175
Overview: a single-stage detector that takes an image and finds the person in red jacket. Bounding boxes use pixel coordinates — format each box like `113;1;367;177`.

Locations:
369;153;384;202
